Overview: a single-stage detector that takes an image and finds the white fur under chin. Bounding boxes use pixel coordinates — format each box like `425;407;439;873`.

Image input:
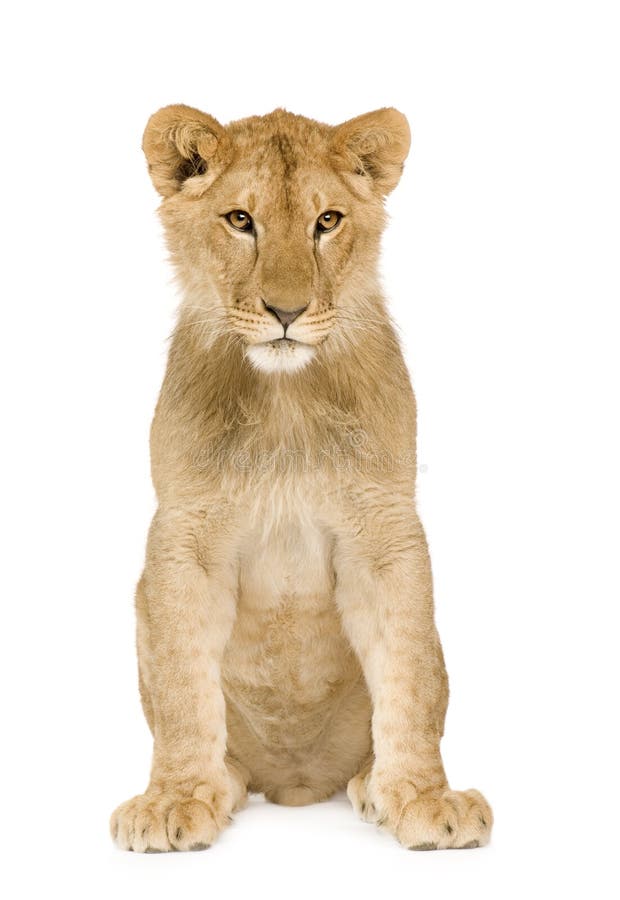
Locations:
246;341;316;374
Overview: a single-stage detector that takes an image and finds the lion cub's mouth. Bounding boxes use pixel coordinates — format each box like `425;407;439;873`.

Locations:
270;337;295;346
245;338;316;374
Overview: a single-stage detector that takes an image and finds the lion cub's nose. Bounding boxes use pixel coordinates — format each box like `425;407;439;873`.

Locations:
262;300;307;329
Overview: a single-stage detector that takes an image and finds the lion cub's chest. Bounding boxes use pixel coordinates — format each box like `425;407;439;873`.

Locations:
222;490;351;706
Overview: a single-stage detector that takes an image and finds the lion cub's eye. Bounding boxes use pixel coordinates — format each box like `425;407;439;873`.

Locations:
226;210;254;232
316;211;343;234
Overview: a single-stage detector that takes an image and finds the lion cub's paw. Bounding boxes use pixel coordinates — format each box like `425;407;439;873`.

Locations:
394;788;493;850
349;771;492;850
110;781;234;852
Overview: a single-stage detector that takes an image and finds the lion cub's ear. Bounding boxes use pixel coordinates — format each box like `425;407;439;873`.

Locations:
333;108;411;196
142;104;229;197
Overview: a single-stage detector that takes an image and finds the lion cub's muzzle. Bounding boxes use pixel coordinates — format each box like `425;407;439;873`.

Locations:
261;299;308;336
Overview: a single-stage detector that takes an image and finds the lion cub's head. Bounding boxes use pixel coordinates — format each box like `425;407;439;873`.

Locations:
143;105;410;375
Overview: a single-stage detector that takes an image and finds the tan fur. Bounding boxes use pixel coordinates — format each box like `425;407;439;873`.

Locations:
110;104;493;852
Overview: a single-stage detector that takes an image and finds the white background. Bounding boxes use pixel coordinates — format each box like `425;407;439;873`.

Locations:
1;1;618;897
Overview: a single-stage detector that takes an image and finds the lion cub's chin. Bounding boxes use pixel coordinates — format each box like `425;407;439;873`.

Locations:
245;339;316;374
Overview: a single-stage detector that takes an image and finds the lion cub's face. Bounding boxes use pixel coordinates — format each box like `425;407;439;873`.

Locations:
143;106;410;374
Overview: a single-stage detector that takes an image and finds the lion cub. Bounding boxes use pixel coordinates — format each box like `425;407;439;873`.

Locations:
110;105;492;852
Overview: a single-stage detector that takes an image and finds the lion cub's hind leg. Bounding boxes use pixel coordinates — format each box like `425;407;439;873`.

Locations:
347;758;376;822
226;755;251;812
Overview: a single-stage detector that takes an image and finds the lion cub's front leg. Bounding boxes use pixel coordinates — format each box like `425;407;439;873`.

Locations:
335;503;493;850
110;508;243;852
